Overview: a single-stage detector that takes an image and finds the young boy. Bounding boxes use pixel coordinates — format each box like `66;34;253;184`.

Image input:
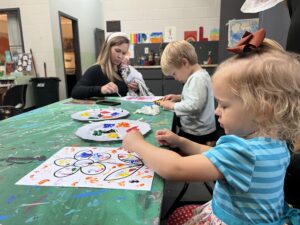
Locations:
159;40;216;144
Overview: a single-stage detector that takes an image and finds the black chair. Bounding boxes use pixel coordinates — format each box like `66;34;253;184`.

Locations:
0;84;27;120
163;115;224;220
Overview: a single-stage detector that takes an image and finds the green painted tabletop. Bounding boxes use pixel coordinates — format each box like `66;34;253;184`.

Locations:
0;98;174;225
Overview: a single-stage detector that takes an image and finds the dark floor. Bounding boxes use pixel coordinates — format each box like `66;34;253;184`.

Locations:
160;180;213;224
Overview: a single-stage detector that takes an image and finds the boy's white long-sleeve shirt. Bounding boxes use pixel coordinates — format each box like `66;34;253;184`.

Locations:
174;69;216;136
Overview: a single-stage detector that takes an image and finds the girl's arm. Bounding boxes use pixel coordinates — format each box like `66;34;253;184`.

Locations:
123;130;223;181
155;129;211;155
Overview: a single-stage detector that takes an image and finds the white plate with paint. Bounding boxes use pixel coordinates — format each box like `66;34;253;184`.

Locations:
71;108;129;121
75;119;151;141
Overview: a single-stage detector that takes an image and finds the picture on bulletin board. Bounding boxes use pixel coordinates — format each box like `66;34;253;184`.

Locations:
184;31;197;42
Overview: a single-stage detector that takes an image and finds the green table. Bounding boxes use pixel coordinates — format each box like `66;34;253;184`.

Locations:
0;98;173;225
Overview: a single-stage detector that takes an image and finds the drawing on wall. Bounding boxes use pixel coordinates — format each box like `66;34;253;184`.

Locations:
16;147;154;191
75;119;151;142
150;32;163;43
228;18;259;47
184;31;197;42
17;53;33;72
164;26;176;42
71;108;129;122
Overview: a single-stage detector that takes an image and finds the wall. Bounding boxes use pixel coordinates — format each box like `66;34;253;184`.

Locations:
259;2;290;48
49;0;104;99
0;0;105;100
218;0;258;63
102;0;221;41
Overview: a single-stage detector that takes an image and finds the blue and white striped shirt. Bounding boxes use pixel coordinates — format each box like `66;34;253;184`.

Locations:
203;135;290;224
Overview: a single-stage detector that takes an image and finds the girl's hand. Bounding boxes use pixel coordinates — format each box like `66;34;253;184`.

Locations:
123;130;144;153
127;82;139;92
155;129;180;148
101;82;118;94
159;100;175;110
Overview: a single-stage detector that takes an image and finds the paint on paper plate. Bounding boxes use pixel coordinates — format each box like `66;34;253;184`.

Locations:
16;147;154;191
71;108;129;121
75;119;151;141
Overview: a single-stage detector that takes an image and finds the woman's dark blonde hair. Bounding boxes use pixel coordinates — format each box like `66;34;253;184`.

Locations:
213;39;300;142
97;35;129;81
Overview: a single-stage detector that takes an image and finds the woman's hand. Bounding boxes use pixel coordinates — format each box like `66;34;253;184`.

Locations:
101;82;119;95
127;82;139;92
123;129;144;153
159;100;175;110
155;129;180;148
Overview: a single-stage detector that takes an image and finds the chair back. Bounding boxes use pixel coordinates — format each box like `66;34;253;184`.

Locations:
2;84;27;109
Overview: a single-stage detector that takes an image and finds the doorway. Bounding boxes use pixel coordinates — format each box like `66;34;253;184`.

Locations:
94;28;105;60
59;12;81;97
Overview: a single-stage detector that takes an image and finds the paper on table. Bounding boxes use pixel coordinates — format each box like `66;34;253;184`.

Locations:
16;146;154;191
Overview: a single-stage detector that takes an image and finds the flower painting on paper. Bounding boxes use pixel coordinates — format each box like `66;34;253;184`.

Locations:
16;147;154;191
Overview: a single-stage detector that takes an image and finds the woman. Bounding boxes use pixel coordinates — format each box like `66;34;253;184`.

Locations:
71;32;138;99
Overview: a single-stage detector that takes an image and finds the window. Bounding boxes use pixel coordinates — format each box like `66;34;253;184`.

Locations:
0;9;24;64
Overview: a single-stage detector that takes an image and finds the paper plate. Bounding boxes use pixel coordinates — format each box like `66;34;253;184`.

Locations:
71;108;129;121
75;119;151;141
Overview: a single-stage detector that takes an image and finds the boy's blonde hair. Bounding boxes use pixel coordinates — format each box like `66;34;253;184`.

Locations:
97;35;129;81
213;39;300;142
160;40;198;76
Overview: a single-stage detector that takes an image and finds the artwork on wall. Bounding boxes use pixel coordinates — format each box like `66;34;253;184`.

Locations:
184;31;197;42
16;146;154;191
164;26;176;42
5;62;14;75
228;18;259;47
150;32;163;43
16;53;33;73
130;33;147;44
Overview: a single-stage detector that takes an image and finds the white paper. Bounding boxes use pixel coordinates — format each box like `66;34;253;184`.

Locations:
16;146;154;191
121;96;163;102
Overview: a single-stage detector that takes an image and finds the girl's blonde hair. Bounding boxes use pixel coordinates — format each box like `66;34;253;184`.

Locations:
96;35;129;81
214;39;300;141
160;40;198;76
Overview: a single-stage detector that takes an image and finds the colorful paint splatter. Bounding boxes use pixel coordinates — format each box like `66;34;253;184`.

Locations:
71;108;129;121
16;147;154;191
75;119;150;142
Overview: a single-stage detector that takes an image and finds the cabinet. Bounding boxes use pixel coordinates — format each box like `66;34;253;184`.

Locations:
135;65;217;96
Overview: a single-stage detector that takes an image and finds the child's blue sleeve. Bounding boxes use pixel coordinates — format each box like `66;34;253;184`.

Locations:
203;135;256;192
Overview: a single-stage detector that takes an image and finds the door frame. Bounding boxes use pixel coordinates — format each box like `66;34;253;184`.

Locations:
58;11;82;96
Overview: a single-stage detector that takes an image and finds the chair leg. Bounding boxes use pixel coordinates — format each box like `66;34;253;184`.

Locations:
203;182;214;195
162;182;190;220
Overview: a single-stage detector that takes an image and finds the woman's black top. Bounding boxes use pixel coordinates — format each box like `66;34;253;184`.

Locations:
71;64;128;99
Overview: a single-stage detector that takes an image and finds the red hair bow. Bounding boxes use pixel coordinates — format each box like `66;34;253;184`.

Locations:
227;28;266;54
